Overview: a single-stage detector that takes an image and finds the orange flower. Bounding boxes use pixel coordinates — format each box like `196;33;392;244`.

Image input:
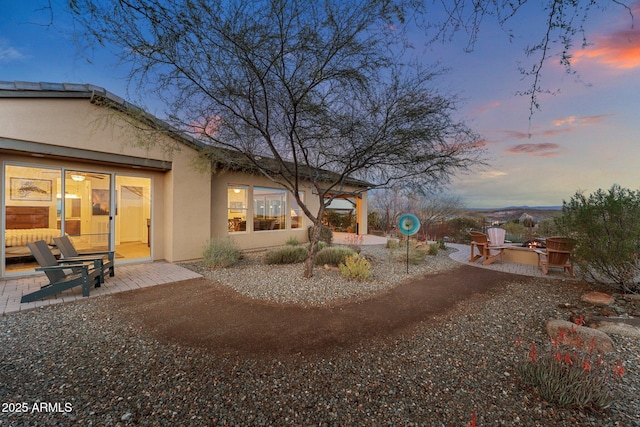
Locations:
557;330;566;343
467;410;477;427
564;353;573;365
613;360;625;379
528;342;538;362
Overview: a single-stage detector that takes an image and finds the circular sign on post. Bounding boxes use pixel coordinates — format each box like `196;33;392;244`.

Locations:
398;214;420;236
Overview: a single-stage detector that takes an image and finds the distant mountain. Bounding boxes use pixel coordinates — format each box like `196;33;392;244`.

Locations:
464;206;562;222
495;206;561;211
468;206;561;211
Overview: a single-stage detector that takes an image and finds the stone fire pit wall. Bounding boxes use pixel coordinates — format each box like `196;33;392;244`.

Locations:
502;245;539;266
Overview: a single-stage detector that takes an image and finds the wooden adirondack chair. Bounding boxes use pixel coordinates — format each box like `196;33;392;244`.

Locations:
54;235;115;279
535;237;576;277
487;227;506;246
469;231;505;265
21;240;103;303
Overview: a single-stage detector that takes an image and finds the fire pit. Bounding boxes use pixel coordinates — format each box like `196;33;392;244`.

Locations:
522;239;546;249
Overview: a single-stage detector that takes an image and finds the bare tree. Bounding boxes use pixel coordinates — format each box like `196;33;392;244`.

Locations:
368;186;406;235
67;0;484;277
370;188;464;239
411;0;634;118
406;193;465;240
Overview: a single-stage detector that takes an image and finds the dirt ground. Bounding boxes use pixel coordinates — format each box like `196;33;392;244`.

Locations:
111;265;527;357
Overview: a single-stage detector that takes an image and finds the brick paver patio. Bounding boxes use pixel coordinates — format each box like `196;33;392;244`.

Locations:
0;261;202;315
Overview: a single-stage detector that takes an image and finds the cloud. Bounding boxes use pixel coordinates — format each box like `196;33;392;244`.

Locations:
486;114;609;147
470;100;501;115
552;114;611;127
505;143;562;157
578;114;612;125
0;44;24;62
553;116;577;126
481;170;508;178
572;4;640;69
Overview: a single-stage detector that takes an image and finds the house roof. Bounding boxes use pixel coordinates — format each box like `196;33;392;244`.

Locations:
0;81;371;189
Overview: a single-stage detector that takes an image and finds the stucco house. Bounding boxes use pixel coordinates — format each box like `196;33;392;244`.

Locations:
0;81;369;278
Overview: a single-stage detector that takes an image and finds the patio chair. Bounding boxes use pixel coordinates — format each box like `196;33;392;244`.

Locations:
535;237;575;277
487;227;506;246
469;231;505;265
54;235;115;279
21;240;103;303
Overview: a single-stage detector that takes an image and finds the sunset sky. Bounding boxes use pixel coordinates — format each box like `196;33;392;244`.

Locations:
1;2;639;208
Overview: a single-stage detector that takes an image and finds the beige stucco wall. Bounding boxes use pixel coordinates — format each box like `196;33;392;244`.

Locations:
211;171;368;251
0;97;211;263
1;96;370;260
211;171;316;250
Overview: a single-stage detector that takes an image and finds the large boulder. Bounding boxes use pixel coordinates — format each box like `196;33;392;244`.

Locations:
580;291;615;306
595;321;640;339
546;319;615;353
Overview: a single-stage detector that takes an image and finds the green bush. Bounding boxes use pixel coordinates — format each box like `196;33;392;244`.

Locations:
556;185;640;293
306;240;328;253
516;334;624;411
203;237;241;268
518;356;616;410
339;253;371;281
386;239;400;249
427;242;439;256
315;246;355;266
395;246;427;265
285;236;299;246
264;245;309;265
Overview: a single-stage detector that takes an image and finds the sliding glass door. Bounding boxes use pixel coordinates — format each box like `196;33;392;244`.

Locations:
115;175;151;260
64;170;112;253
4;165;61;274
3;163;152;276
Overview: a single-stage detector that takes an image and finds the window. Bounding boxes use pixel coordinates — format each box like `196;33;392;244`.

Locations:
227;185;248;232
4;164;62;275
253;187;286;231
291;192;304;229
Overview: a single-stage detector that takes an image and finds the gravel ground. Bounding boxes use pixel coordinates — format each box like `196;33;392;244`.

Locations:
183;245;461;306
1;245;639;426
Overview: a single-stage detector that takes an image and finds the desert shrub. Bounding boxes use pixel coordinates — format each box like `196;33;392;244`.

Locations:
386;239;400;249
339;253;371;281
445;216;483;243
427;242;439;255
203;237;241;268
307;225;333;245
315;246;355;266
437;239;447;250
264;245;309;265
344;233;363;253
306;240;328;253
556;185;640;293
285;236;299;246
394;245;427;265
515;332;625;411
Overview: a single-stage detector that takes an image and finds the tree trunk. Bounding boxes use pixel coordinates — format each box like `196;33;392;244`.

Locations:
303;220;323;278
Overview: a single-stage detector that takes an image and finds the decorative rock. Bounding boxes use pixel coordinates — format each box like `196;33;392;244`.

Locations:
546;319;615;353
581;292;615;306
596;322;640;339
